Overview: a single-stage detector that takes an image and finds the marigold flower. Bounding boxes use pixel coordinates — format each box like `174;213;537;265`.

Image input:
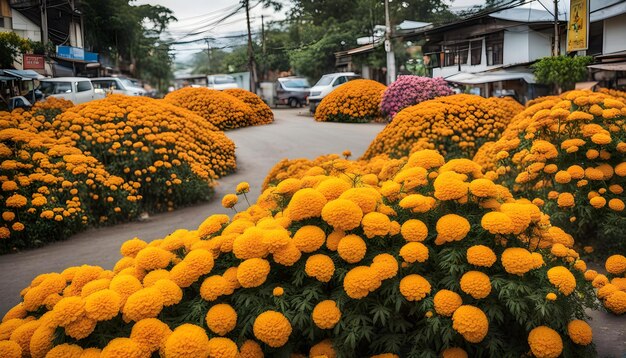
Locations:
547;266;576;296
164;323;210;358
433;289;462;317
44;343;83;358
343;266;381;299
130;318;172;354
0;340;22;358
293;225;326;253
236;181;250;194
52;296;85;327
451;305;488;343
287;188;327;221
501;248;534;276
361;212;391;238
528;326;563;358
371;253;398;280
272;287;284;296
152;279;183;306
459;271;491;299
605;255;626;275
222;194;238;209
466;245;496;267
608;198;625;211
253;311;292;347
85;289;121;321
400;219;428;242
205;304;237;336
399;242;429;264
435;214;470;245
312;300;341;329
337;234;367;263
135;247;173;271
480;211;513;235
604;291;626;314
567;320;592;345
399;274;431;301
305;254;335;282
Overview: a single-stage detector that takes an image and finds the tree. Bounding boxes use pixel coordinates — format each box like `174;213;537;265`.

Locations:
531;55;593;93
0;32;31;68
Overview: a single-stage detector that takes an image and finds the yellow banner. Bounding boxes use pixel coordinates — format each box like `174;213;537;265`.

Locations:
567;0;589;52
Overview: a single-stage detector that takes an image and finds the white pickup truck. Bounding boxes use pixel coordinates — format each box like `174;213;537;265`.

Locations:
38;77;104;104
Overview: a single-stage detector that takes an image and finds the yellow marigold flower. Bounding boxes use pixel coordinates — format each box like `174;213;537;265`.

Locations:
207;337;238;358
466;245;496;267
135;247;173;271
275;178;302;195
5;194;27;208
120;238;148;258
501;248;534;276
441;347;468;358
528;326;563;358
287;188;327;221
321;198;363;231
122;287;164;322
9;320;40;356
567;165;585;179
272;241;301;266
435;214;470;245
554;170;571;184
469;178;497;197
550;243;568;257
337;234;367;264
0;339;22;358
2;211;15;221
163;324;210;358
222;193;238;209
547;266;576;296
343;266;381;299
591;132;611;145
608;198;625;211
460;271;491;299
85;289;121;321
451;305;488;343
110;274;143;306
546;292;557;301
143;270;171;287
316;178;351;200
379;180;402;200
237;258;271;288
312;300;341;329
567;320;592;345
236;181;250;194
604;291;626;314
399;274;431;301
609;184;623;194
153;279;183;306
557;192;575;208
401;219;428;242
371;253;398;280
605;255;626;275
361;212;391;238
253;311;292;348
433;289;462;317
206;304;237;336
407;150;445;170
200;275;229;302
480;211;513;235
272;287;284;296
399;242;429;264
592;274;609;288
44;343;82;358
64;315;96;340
293;225;326;253
233;227;269;259
130;318;172;354
339;187;380;214
325;230;344;251
589;196;607;209
433;171;469;201
53;296;85;327
305;254;335;282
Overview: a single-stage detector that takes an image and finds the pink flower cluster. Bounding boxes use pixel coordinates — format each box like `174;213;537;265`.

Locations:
380;76;454;120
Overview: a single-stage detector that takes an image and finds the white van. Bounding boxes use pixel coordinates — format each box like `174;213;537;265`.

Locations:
38;77;103;104
90;77;147;96
308;72;361;113
207;74;238;90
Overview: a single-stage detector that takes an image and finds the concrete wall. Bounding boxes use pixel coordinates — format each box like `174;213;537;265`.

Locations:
503;26;529;64
11;10;40;42
604;13;626;54
528;29;552;61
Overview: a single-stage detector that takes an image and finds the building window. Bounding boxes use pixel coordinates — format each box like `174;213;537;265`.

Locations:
443;42;469;67
588;21;603;56
486;32;503;66
470;40;482;65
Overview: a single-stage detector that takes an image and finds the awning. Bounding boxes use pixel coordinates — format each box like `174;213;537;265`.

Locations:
1;69;44;80
444;69;536;85
575;81;599;90
588;62;626;71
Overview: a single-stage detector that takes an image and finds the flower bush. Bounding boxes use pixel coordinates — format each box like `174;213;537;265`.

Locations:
223;88;274;126
164;87;271;130
473;90;626;254
0;128;137;253
314;79;387;123
363;94;524;160
0;150;600;357
380;76;454;120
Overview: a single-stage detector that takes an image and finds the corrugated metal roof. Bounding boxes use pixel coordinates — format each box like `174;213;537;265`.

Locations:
489;8;566;22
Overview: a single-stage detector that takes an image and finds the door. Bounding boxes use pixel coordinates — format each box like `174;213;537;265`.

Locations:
75;81;95;104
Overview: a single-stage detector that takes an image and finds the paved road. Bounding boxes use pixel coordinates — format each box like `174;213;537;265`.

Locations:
0;108;624;356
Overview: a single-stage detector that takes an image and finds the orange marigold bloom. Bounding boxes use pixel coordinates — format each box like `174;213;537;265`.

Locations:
305;254;335;282
433;289;462;317
567;320;592;345
547;266;576;296
528;326;563;358
466;245;496;267
501;248;534;276
451;305;489;343
321;198;363;231
399;274;431;301
435;214;470;245
311;300;342;329
253;311;292;347
459;271;491;299
287;188;327;221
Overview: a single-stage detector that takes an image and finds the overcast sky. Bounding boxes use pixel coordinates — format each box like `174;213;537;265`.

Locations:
134;0;569;61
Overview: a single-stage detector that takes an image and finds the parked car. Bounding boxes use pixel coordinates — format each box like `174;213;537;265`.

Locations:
38;77;103;104
7;96;32;111
273;76;311;108
308;72;361;114
207;74;239;90
91;77;147;96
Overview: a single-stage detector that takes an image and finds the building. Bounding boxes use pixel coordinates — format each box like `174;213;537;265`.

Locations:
587;0;626;89
400;4;566;102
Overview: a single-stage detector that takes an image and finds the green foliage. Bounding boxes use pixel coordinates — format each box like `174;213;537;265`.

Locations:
0;32;31;68
531;55;593;92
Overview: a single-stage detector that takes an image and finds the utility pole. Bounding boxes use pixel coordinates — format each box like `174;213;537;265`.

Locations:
553;0;560;56
261;14;266;81
41;0;48;46
245;0;258;93
384;0;396;84
204;38;212;74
